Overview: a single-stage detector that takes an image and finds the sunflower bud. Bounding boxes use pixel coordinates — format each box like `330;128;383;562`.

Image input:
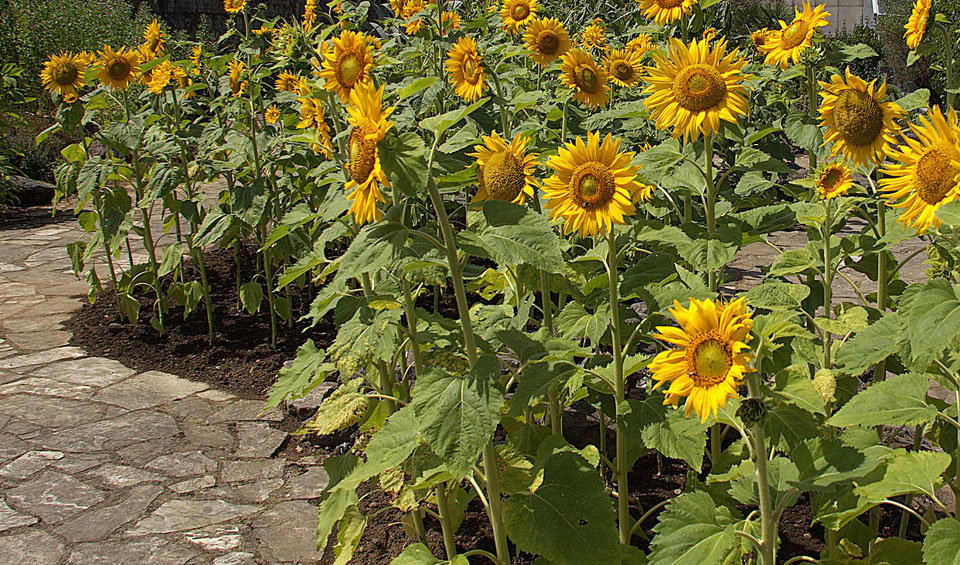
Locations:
736;397;767;426
814;369;836;405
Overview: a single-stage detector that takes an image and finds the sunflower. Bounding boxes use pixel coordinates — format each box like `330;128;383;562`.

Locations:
468;132;539;205
559;48;609;109
403;0;429;34
318;30;375;103
523;18;571;67
344;85;395;225
224;0;246;13
542;132;642;237
190;45;203;75
880;106;960;234
638;0;699;25
642;37;753;143
304;0;318;29
276;70;304;93
818;67;904;169
389;0;406;16
760;1;830;69
147;60;174;95
228;59;247;97
40;52;87;103
266;105;281;125
95;45;140;92
750;28;772;52
579;18;607;50
175;67;193;97
905;0;932;50
297;97;334;157
441;11;461;33
626;34;654;58
501;0;538;33
816;163;853;199
446;36;487;101
605;48;643;88
142;19;165;57
649;297;754;423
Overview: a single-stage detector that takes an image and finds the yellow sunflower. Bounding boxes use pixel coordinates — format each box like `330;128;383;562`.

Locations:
403;1;429;34
266;105;281;125
40;51;87;103
559;48;609;109
228;59;247;97
542;132;642;237
523;17;572;67
880;106;960;234
760;1;830;69
304;0;318;29
297;97;334;157
642;37;753;143
501;0;538;34
442;11;461;33
344;85;395;225
390;0;407;16
276;70;304;93
818;67;904;169
224;0;246;13
638;0;699;25
579;18;607;50
175;67;193;97
190;45;203;76
750;28;772;52
468;132;540;205
650;297;754;423
96;45;140;92
626;34;654;58
318;30;375;103
604;48;643;88
147;60;174;95
905;0;932;50
446;36;487;102
142;19;166;57
816;163;854;199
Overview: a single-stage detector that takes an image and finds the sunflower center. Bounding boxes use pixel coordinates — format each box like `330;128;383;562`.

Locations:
820;169;842;191
654;0;684;7
537;31;560;55
781;19;809;50
463;57;481;82
348;125;377;183
337;52;363;87
53;63;79;86
482;150;526;202
673;64;727;112
109;61;129;80
915;141;960;205
570;162;616;209
575;66;600;94
614;62;633;81
690;336;731;386
512;3;530;20
834;88;884;147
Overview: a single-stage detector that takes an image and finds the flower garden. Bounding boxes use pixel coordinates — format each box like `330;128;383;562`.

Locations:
5;0;960;562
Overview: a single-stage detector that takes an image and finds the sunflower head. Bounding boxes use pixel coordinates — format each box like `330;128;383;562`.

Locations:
142;19;166;57
304;0;318;29
468;132;539;205
760;1;830;69
344;85;396;225
147;60;174;95
560;48;609;109
626;34;654;58
579;18;607;50
638;0;699;25
816;163;853;199
228;59;246;97
604;48;643;88
750;28;772;51
40;51;87;102
96;45;140;92
649;297;755;423
441;11;461;34
318;30;375;103
190;45;203;75
224;0;246;13
905;0;932;50
523;17;571;66
446;36;487;102
501;0;538;33
275;70;304;93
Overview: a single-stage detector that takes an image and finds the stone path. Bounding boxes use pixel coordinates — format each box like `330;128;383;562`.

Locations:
0;210;328;564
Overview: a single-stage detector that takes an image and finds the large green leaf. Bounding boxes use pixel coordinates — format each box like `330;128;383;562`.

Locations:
856;449;951;504
827;373;939;428
620;398;708;473
555;302;610;344
264;339;335;410
328;308;403;377
648;491;740;565
390;543;469;564
728;456;800;514
410;356;504;479
835;311;900;376
334;406;420;492
507;358;575;416
503;451;620;564
923;517;960;565
743;282;810;311
475;201;564;273
422;97;488;137
899;279;960;366
792;438;881;492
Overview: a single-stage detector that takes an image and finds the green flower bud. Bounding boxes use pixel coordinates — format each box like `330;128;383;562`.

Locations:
736;397;767;426
814;368;836;405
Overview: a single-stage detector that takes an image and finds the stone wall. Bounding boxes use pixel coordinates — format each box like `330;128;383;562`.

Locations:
781;0;878;31
136;0;307;35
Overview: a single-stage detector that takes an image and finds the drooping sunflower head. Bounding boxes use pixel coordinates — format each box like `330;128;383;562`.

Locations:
266;105;281;125
750;28;772;52
96;45;140;92
403;0;429;35
626;34;654;58
275;70;303;93
905;0;932;50
649;297;755;423
344;85;395;225
147;60;174;95
304;0;318;29
816;163;854;199
468;132;540;205
579;18;607;50
446;36;487;102
228;59;246;97
637;0;699;25
760;1;830;69
318;30;375;102
880;105;960;234
560;48;609;109
642;37;753;143
604;48;643;88
297;97;333;157
142;19;166;57
441;11;461;34
523;17;571;66
389;0;407;17
818;67;904;169
224;0;246;13
40;51;88;103
501;0;538;33
542;132;642;237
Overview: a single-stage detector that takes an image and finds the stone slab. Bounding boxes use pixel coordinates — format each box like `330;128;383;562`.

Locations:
0;433;29;463
0;377;95;399
0;529;64;565
0;346;83;370
233;478;284;503
180;422;235;449
55;484;163;542
252;500;324;563
93;370;208;410
30;356;135;387
0;499;38;532
84;463;166;487
2;313;71;333
235;422;287;458
183;524;243;552
0;394;122;430
6;470;106;525
126;499;262;535
168;475;216;494
213;552;258;565
221;459;286;483
207;399;284;424
0;450;64;479
145;450;217;477
3;330;72;351
45;410;179;453
280;466;331;500
68;537;196;565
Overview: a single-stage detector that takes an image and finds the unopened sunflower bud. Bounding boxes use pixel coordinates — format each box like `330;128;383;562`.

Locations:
814;368;836;405
736;397;767;426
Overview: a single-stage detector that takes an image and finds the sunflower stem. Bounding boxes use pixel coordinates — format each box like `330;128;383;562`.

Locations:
606;226;632;545
935;22;956;108
490;67;512;138
435;482;459;560
806;63;819;177
822;197;833;369
746;374;777;565
704;133;717;293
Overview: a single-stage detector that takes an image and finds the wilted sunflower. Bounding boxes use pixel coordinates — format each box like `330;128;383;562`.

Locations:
579;18;606;50
468;132;539;205
446;36;487;101
147;60;174;95
559;48;608;109
142;19;166;57
642;37;752;143
266;105;281;125
542;132;642;237
318;30;374;103
228;59;246;97
96;45;140;92
760;1;830;69
818;67;903;169
523;18;571;66
649;297;754;423
344;85;395;225
750;28;772;52
297;97;334;157
275;70;304;93
638;0;698;25
501;0;538;33
604;48;643;88
626;34;654;57
880;106;960;234
905;0;932;50
40;51;87;103
816;163;853;199
224;0;246;13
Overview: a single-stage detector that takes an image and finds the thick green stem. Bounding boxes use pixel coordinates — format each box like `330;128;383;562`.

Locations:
490;69;512;139
435;483;459;560
936;23;955;108
746;375;777;565
806;64;818;175
547;389;562;435
607;228;631;545
704;134;717;293
400;276;422;402
261;231;278;348
132;148;164;333
823;198;834;368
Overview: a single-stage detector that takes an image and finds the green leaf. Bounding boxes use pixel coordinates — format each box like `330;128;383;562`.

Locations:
648;491;740;565
621;398;709;473
398;76;440;100
784;111;822;150
743;282;810;311
835;311;900;376
264;340;335;411
158;243;183;277
422;97;488;137
772;369;826;415
837;43;878;61
328;308;403;377
729;456;800;513
334;406;421;492
332;505;366;565
767;248;816;278
301;381;370;436
897;88;931;112
856;449;951;504
899;279;960;366
792;438;881;492
923;517;960;565
239;281;264;315
555;302;610;345
827;373;939;428
410;356;505;479
503;451;620;564
476;201;564;273
507;359;575;416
